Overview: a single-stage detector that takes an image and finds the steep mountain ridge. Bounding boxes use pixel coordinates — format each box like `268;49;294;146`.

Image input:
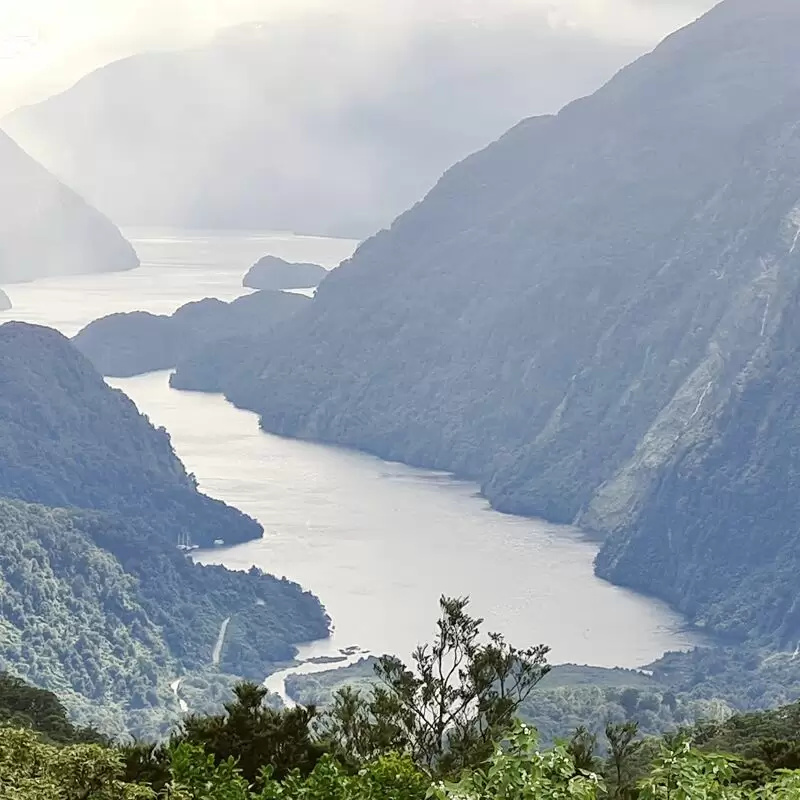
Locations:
0;131;138;282
173;0;800;640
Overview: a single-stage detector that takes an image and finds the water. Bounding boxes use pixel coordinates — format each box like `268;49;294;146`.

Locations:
3;228;357;336
4;228;700;679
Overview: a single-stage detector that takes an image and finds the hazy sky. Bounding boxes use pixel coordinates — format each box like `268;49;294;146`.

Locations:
0;0;717;116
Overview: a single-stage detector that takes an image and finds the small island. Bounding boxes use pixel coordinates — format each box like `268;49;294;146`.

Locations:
0;290;10;311
243;255;328;291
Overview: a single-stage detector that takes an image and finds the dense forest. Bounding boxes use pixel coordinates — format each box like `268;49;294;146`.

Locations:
73;290;309;378
0;130;137;282
0;321;263;549
5;599;800;799
169;0;800;656
0;322;328;735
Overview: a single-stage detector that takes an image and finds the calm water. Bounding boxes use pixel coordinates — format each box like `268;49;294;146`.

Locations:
4;229;700;671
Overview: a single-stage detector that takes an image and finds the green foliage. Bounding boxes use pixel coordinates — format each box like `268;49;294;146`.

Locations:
320;596;550;775
169;743;253;800
429;721;604;800
8;671;800;798
0;499;327;737
0;727;152;799
0;321;261;550
638;739;739;800
178;682;324;788
259;753;428;800
0;672;102;745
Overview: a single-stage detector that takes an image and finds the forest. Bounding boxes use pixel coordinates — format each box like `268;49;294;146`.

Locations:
5;597;800;799
0;323;329;736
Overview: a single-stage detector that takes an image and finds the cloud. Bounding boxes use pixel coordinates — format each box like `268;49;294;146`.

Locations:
0;0;718;115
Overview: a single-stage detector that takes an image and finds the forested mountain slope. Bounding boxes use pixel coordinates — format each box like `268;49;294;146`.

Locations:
0;322;260;548
0;131;138;282
0;323;328;733
174;0;800;642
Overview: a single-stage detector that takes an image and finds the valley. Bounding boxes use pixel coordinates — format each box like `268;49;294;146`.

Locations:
2;229;700;698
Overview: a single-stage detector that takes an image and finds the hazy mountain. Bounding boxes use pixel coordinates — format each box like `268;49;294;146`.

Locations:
173;0;800;644
0;322;327;735
73;290;309;377
0;131;138;282
3;16;639;237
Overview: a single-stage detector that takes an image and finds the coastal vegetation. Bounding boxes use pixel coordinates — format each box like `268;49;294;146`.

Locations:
0;322;328;735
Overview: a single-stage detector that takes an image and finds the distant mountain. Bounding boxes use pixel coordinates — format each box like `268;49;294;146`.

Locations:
243;257;327;291
2;16;638;237
0;131;138;282
0;322;327;735
173;0;800;645
73;290;309;377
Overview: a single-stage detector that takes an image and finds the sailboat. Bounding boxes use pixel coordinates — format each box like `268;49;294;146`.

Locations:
176;531;199;552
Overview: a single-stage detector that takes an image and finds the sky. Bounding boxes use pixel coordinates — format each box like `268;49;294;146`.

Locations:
0;0;717;116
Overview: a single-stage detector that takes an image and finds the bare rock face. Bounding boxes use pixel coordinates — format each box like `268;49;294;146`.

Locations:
0;131;138;283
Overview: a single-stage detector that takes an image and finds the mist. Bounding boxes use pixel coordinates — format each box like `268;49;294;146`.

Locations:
2;0;718;115
1;0;718;238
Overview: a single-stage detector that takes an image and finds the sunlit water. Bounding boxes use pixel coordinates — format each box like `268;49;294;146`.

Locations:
4;228;700;681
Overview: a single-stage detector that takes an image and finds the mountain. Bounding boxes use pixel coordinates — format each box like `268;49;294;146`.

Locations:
0;321;262;548
0;131;138;282
173;0;800;645
0;322;327;735
243;257;327;291
73;290;309;377
2;16;638;237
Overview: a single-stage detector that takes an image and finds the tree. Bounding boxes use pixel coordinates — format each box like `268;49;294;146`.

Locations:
428;721;603;800
568;726;600;775
0;727;152;800
605;721;642;800
179;682;325;788
321;596;550;775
